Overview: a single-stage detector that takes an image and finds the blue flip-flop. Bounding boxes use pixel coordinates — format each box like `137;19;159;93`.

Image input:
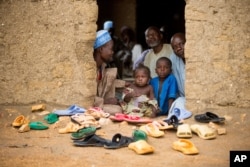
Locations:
53;105;86;116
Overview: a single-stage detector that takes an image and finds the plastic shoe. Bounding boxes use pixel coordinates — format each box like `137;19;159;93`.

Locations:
44;113;59;124
190;124;216;140
58;122;84;134
172;139;199;155
176;124;192;138
139;123;165;138
18;124;30;133
73;134;112;147
104;133;134;149
53;105;86;116
132;129;148;141
71;127;97;140
12;115;29;127
29;122;48;130
194;112;225;123
128;140;154;155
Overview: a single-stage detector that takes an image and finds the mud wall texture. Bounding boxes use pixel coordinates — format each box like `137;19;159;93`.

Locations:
0;0;249;112
0;0;98;108
185;0;250;112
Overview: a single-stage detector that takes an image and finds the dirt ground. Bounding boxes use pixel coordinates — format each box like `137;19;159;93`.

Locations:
0;103;249;167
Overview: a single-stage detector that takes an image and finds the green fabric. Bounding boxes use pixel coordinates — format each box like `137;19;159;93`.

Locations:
29;122;48;130
71;126;96;140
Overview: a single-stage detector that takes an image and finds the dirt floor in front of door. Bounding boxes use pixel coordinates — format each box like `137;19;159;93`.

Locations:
0;103;249;167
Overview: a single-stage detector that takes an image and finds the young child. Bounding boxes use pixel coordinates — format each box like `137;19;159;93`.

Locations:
120;65;159;118
150;57;178;116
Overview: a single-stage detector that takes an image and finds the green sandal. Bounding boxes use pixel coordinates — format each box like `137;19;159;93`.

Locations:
71;126;96;140
132;129;148;141
44;113;59;124
29;122;48;130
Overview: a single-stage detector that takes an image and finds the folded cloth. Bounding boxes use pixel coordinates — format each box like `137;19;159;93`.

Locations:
167;97;192;120
167;108;192;120
53;105;86;116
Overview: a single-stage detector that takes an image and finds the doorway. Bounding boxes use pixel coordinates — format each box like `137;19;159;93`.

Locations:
97;0;186;49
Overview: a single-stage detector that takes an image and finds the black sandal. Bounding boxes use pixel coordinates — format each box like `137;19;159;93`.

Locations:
104;133;134;149
163;115;183;128
194;112;225;123
73;134;111;147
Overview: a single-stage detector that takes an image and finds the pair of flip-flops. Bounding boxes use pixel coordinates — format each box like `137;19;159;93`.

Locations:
109;113;152;124
194;112;225;123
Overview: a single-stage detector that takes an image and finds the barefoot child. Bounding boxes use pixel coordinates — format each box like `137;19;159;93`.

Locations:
121;65;159;117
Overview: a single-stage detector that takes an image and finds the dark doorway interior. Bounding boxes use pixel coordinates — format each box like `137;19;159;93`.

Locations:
136;0;186;49
97;0;186;50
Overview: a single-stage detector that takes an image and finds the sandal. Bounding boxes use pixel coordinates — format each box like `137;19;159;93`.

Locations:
71;114;101;129
84;107;110;119
71;127;97;140
53;104;86;116
44;113;59;124
12;115;29;127
128;140;154;155
109;113;152;124
194;112;225;123
139;123;165;138
104;133;134;149
176;124;192;138
172;139;199;155
58;122;84;134
132;129;148;141
29;122;48;130
73;134;111;147
163;115;182;128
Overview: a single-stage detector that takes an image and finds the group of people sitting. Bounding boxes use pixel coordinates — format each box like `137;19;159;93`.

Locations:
93;21;189;120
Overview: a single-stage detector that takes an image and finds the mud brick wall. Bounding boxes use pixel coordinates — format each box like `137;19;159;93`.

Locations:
0;0;249;112
185;0;250;112
0;0;98;108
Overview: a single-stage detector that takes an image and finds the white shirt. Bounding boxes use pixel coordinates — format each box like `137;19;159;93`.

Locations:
143;44;173;78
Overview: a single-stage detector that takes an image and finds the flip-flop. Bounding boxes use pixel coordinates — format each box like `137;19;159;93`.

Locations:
152;120;174;130
128;140;154;155
172;139;199;155
176;124;192;138
190;124;216;140
44;113;59;124
109;113;152;124
132;129;148;141
139;123;165;138
104;133;134;149
163;115;183;128
12;115;29;127
29;122;48;130
53;105;86;116
71;114;101;129
58;122;84;134
73;134;111;147
194;112;225;123
71;127;97;140
84;107;110;119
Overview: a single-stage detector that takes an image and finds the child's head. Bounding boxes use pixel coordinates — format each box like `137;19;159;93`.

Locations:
155;57;172;79
133;64;151;87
